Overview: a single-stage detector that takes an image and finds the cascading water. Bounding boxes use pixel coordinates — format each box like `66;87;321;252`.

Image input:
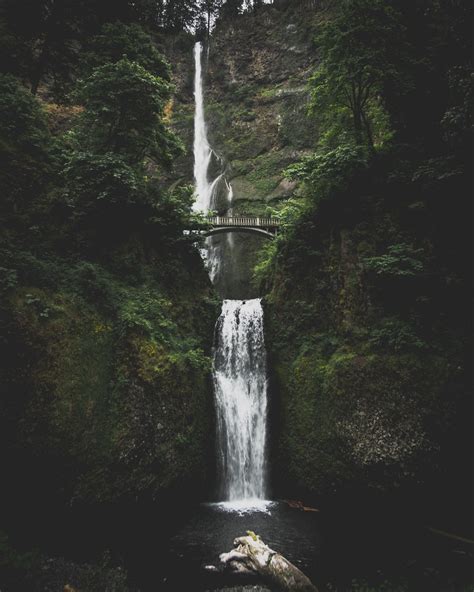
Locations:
213;300;268;502
193;41;232;285
193;41;231;213
193;41;213;213
193;42;269;508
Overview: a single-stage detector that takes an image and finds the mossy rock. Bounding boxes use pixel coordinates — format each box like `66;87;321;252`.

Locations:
1;248;217;504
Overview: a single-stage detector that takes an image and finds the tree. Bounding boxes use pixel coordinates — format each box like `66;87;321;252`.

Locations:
198;0;223;38
0;0;83;97
82;22;171;80
73;59;181;166
133;0;166;28
162;0;198;32
310;0;407;151
62;58;184;244
218;0;244;20
251;0;265;11
0;74;51;216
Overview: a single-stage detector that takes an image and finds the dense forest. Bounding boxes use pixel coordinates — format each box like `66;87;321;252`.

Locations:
0;0;472;591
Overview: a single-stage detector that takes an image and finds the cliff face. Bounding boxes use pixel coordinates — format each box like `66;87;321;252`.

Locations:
263;169;469;502
158;5;470;505
164;5;319;298
167;6;318;214
0;244;217;506
206;7;318;214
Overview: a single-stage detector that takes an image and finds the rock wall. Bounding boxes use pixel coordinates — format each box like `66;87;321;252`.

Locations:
162;5;319;298
206;7;318;215
263;188;468;502
0;244;218;507
165;6;318;213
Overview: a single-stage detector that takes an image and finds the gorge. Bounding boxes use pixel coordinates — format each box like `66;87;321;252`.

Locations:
0;1;471;591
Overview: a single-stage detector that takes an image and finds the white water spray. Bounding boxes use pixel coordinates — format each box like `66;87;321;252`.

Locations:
193;41;232;213
213;299;268;502
193;40;233;289
193;43;268;509
193;42;214;212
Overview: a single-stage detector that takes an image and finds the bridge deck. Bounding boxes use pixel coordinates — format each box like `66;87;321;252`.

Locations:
206;215;280;228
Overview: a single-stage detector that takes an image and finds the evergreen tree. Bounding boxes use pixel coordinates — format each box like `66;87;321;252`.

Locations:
199;0;223;37
62;58;183;243
72;58;180;166
163;0;198;32
219;0;244;20
82;22;171;80
0;0;83;97
0;74;51;217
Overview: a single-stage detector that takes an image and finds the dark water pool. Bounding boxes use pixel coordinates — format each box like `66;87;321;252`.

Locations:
161;501;322;590
132;497;472;592
3;490;472;591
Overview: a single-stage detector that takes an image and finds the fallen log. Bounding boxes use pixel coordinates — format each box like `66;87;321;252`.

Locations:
281;499;320;512
219;531;318;592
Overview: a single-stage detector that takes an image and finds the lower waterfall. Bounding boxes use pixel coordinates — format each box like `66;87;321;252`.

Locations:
213;299;268;504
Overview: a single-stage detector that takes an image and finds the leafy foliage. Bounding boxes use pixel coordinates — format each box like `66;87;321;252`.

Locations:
82;22;171;80
284;144;368;195
50;56;189;248
309;0;406;150
62;152;144;213
0;74;51;215
364;243;424;277
73;59;181;166
368;317;427;352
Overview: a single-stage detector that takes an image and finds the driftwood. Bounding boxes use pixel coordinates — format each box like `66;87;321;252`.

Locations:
282;499;320;512
219;531;318;592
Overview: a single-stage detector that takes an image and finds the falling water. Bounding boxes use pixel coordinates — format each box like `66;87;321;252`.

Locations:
193;41;232;213
193;41;213;212
193;40;233;290
193;43;268;507
213;299;268;502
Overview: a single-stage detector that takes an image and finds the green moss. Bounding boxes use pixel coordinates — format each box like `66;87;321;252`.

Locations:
1;246;217;504
266;291;453;495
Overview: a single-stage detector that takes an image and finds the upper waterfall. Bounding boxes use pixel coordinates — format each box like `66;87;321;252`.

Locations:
193;41;213;213
193;41;232;214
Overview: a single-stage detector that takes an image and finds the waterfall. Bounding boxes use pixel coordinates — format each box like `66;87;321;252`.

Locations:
193;41;215;212
193;41;232;213
193;41;230;287
213;299;268;503
193;43;269;509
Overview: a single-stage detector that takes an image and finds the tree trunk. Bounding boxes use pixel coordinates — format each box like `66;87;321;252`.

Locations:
352;106;364;146
220;532;318;592
30;43;48;95
361;109;376;155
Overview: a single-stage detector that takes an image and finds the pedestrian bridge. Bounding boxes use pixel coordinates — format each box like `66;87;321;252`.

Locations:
203;215;280;239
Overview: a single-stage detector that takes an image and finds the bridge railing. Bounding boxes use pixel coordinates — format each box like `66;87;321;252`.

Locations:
206;215;280;228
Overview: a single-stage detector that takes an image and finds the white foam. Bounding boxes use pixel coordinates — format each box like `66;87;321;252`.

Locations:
207;499;275;515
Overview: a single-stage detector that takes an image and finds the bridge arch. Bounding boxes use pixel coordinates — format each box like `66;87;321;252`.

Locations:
204;226;275;240
201;215;280;240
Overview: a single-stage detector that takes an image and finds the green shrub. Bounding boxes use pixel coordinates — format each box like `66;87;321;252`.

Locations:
364;243;424;277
